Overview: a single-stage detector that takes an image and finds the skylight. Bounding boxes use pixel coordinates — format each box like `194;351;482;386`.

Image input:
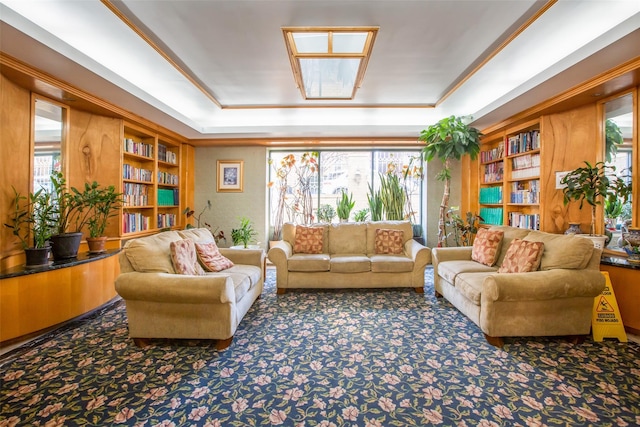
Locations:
283;27;379;100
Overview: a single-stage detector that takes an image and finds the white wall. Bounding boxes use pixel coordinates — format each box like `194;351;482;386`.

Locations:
194;146;268;249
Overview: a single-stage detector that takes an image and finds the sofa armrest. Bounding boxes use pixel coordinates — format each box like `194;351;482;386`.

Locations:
115;272;235;304
405;239;432;266
482;269;606;302
219;248;265;268
267;241;293;264
432;246;473;263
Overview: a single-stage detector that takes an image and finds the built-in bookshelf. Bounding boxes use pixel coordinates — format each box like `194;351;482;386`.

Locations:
505;123;541;230
121;124;182;236
478;121;542;230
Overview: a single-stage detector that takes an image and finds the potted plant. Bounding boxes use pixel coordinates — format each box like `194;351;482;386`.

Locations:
353;208;369;222
336;190;355;222
419;115;482;246
317;204;336;223
367;183;383;221
561;161;631;240
4;186;56;267
379;172;405;221
231;217;257;248
84;182;122;253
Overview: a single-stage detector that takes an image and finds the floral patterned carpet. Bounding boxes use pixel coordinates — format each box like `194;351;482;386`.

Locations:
1;267;639;427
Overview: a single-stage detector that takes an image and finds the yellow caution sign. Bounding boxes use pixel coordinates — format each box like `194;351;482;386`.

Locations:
592;271;627;342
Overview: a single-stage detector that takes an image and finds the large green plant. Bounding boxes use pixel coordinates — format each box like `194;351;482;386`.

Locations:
84;182;121;238
4;186;56;249
561;161;631;235
367;183;383;221
379;173;405;220
419;115;481;246
50;171;91;235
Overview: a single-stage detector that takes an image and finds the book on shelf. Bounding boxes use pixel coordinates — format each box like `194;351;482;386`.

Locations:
479;207;503;226
158;171;179;185
510;180;539;204
122;212;150;234
157;188;179;206
505;130;540;156
483;161;504;183
158;213;177;228
123;183;150;207
124;138;154;158
479;186;503;204
508;212;539;230
123;164;153;182
480;143;504;163
158;144;177;164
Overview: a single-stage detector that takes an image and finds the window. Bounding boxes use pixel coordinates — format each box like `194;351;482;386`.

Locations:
268;149;423;237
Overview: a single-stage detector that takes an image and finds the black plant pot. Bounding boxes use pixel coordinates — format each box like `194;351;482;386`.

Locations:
24;246;51;268
50;232;83;260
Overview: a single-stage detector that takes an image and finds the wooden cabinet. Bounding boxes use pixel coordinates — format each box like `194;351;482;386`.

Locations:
121;123;182;237
478;120;542;230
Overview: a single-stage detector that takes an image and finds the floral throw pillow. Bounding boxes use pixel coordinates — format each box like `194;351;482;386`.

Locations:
498;239;545;273
294;226;324;254
471;228;504;266
375;229;404;254
170;239;205;275
195;242;234;272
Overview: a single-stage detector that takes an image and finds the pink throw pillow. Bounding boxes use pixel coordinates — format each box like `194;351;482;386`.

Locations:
195;242;234;272
498;239;545;273
170;239;205;275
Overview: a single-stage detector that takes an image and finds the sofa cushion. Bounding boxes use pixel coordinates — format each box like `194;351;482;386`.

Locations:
195;242;234;272
288;253;330;272
178;227;216;243
374;228;405;254
366;221;412;254
523;231;594;270
488;226;532;266
170;239;205;275
370;254;414;273
498;239;544;273
330;255;371;273
437;260;497;284
225;264;262;287
294;225;324;254
471;228;504;266
124;230;183;273
455;272;493;305
329;223;367;254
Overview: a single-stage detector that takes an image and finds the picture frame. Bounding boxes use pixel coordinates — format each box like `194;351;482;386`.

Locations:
217;160;244;192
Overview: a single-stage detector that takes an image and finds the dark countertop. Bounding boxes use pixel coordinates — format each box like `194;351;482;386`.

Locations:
0;249;121;280
600;256;640;271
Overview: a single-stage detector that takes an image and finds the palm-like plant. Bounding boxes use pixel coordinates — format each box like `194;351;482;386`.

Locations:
419;115;481;246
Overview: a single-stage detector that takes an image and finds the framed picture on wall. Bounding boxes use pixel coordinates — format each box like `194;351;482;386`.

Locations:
217;160;244;192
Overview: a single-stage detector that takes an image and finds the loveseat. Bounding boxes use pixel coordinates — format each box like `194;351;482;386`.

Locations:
432;225;605;346
268;221;431;293
115;228;264;350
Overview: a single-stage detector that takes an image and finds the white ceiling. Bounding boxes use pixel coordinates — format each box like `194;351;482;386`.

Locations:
1;0;639;141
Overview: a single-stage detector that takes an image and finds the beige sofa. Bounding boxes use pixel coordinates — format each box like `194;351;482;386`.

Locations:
268;221;431;293
115;228;264;350
432;226;605;346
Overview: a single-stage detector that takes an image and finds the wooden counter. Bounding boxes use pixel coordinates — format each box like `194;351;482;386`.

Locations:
600;257;640;335
0;250;120;343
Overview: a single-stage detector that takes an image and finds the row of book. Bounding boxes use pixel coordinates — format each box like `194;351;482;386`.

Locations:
158;188;179;206
123;183;150;207
511;153;540;170
509;212;539;230
479;186;503;204
123;213;150;234
482;161;504;183
124;138;154;158
480;143;504;163
158;213;178;229
158;144;178;164
506;130;540;156
158;171;179;185
510;180;540;204
479;207;503;226
123;164;153;182
511;166;540;180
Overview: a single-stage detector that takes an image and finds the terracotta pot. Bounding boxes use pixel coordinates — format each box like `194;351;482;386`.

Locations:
87;236;108;253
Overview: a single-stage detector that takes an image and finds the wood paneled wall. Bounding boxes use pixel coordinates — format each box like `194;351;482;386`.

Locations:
0;74;31;268
540;104;599;233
